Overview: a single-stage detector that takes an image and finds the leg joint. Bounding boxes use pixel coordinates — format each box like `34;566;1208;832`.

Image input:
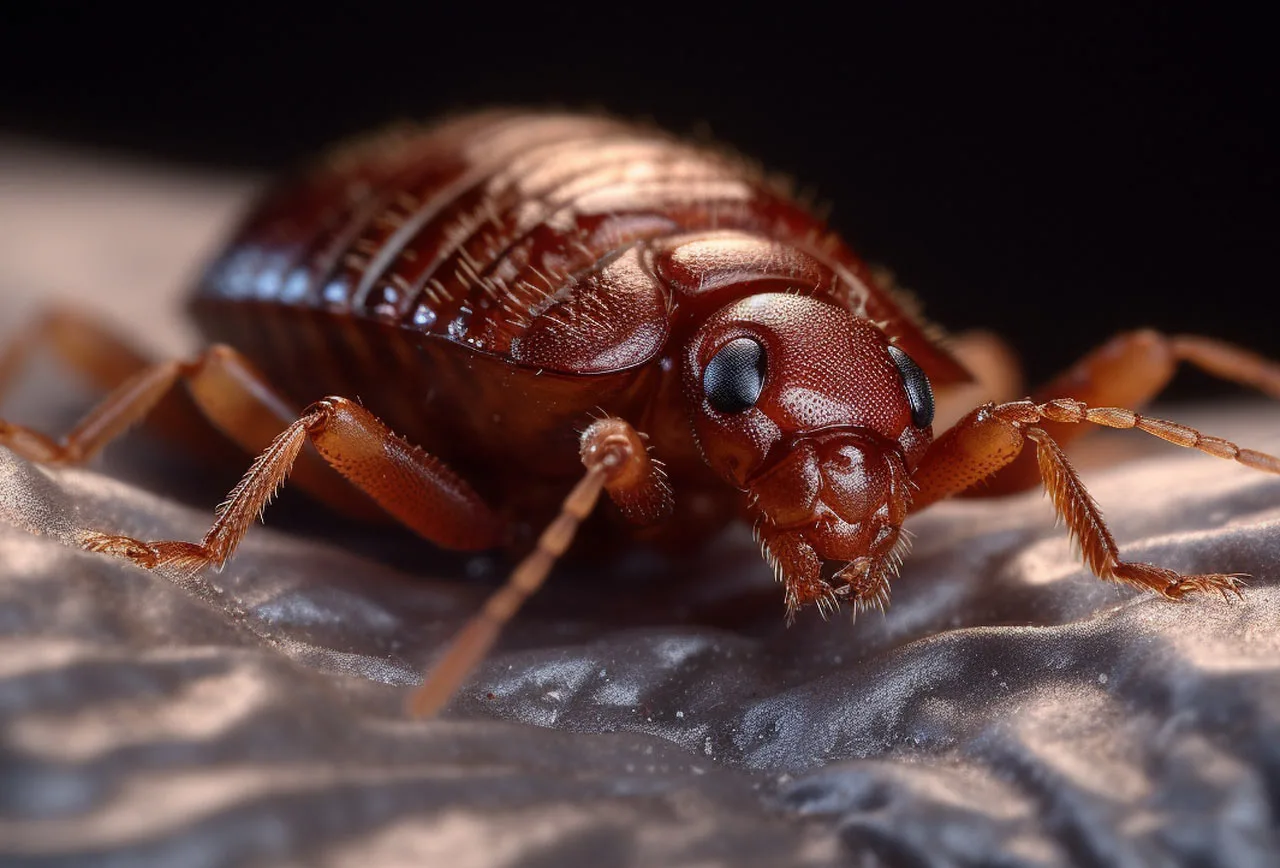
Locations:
299;397;344;431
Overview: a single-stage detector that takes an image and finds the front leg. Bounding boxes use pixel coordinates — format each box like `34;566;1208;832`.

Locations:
585;420;674;526
408;417;673;717
971;330;1280;496
910;399;1280;599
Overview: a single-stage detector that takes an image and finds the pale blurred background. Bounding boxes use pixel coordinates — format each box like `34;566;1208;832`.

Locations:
0;143;250;355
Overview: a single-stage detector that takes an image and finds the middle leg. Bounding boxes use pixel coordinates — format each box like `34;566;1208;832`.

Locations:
85;396;506;577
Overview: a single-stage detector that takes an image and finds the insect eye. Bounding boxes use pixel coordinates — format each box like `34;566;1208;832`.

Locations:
887;345;935;428
703;337;767;413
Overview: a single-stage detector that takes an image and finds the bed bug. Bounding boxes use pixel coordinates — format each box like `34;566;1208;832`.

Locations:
2;109;1279;717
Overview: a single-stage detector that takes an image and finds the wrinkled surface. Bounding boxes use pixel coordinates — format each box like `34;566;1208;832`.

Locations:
3;145;1280;867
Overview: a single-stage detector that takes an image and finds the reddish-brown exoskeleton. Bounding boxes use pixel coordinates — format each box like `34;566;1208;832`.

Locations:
2;110;1279;717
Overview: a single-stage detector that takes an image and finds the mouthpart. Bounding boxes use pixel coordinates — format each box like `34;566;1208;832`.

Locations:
746;429;914;623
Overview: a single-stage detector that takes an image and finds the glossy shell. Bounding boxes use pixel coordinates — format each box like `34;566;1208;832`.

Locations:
190;110;969;521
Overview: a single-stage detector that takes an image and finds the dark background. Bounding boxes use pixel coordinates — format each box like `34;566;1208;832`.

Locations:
1;6;1273;395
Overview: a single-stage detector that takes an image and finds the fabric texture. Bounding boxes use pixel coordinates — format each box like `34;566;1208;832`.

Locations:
2;144;1279;867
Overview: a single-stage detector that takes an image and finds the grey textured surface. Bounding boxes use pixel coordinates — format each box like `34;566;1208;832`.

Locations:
2;143;1280;867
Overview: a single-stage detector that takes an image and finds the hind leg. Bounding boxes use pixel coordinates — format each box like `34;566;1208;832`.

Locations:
0;308;153;402
0;318;373;516
0;307;221;455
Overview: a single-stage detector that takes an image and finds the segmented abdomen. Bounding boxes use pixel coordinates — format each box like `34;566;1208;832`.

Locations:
192;110;812;358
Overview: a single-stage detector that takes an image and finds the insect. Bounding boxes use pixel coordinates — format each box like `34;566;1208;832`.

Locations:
2;110;1279;718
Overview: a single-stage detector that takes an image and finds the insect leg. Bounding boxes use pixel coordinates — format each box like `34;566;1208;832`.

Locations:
585;421;674;525
0;338;368;515
1;356;187;464
973;330;1280;496
911;399;1280;598
0;307;154;402
0;306;224;455
407;418;655;718
84;395;506;577
932;330;1024;432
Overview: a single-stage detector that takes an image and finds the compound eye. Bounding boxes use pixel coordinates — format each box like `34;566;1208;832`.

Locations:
887;345;935;428
703;337;767;413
